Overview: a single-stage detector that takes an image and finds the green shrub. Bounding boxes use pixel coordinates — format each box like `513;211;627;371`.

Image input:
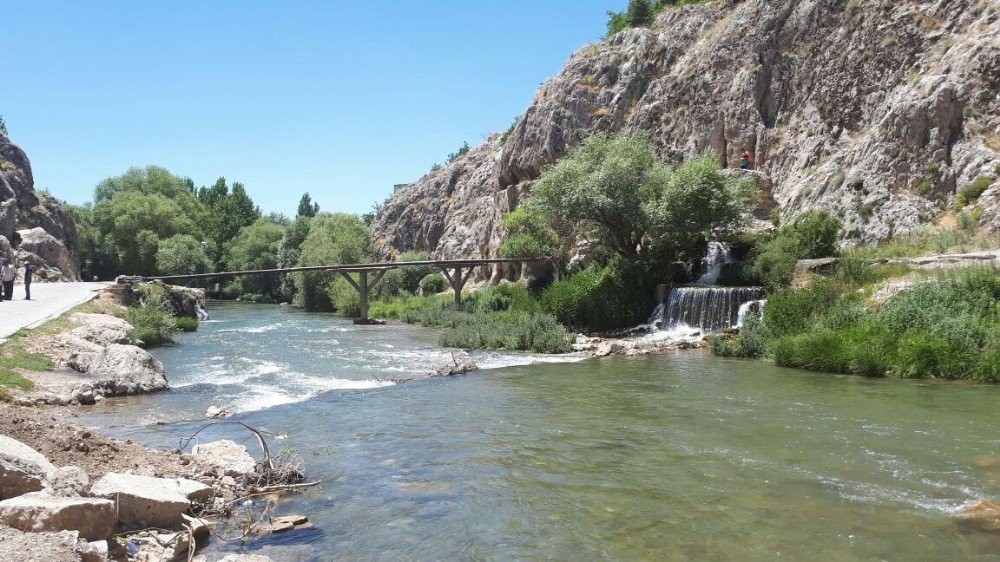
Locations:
369;295;448;320
751;211;842;289
327;276;361;317
709;313;769;358
958;210;978;232
239;293;276;304
958;176;994;203
420;273;449;296
125;292;178;346
175;317;199;332
917;180;932;195
763;281;839;338
466;283;541;315
438;310;573;354
540;265;651;332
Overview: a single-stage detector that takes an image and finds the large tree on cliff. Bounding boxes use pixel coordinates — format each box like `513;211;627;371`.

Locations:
503;133;754;277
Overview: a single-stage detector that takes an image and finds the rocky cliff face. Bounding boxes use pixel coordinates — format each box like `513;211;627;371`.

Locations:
0;131;80;281
373;0;1000;278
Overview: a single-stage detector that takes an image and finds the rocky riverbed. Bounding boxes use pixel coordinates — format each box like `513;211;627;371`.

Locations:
0;289;302;562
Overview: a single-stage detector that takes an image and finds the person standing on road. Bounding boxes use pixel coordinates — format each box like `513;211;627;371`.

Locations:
23;264;34;300
0;258;7;301
0;261;15;301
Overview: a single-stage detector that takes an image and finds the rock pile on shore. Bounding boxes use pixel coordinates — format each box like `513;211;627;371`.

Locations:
0;405;270;562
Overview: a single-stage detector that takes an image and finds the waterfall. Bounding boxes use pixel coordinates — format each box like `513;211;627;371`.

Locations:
693;241;733;286
195;302;210;321
736;299;766;328
647;287;766;333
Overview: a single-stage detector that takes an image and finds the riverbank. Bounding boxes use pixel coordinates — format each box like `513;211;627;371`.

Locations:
0;284;306;562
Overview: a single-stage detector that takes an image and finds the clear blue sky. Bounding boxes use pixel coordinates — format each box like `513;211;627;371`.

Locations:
2;1;624;216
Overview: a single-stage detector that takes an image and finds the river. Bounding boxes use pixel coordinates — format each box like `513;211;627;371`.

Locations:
79;302;1000;560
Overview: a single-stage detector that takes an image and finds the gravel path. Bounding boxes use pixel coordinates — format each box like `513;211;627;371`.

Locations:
0;282;111;341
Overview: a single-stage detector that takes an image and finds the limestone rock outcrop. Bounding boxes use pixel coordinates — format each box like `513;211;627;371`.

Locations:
373;0;1000;273
0;130;79;281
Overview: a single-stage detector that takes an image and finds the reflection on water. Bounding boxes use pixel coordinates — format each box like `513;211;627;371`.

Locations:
81;302;1000;560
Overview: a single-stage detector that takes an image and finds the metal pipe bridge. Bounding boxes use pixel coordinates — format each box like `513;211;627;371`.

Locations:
144;258;540;324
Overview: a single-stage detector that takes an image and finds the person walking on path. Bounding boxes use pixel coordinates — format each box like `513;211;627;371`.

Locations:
0;261;15;301
23;264;34;300
0;257;6;301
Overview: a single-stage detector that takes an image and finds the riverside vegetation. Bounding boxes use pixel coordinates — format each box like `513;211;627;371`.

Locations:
712;222;1000;383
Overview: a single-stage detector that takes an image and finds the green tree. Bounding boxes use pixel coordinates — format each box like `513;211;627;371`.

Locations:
224;218;286;298
626;0;655;26
297;193;319;218
515;133;753;277
197;178;260;266
93;190;203;275
276;215;313;300
155;234;210;275
67;203;117;280
0;115;7;135
295;213;375;311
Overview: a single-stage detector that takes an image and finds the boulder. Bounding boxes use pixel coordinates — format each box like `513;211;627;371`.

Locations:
0;492;116;540
432;351;479;377
192;440;257;476
90;473;211;528
66;313;133;346
74;344;168;396
252;514;311;536
15;227;77;281
0;434;57;499
46;466;90;497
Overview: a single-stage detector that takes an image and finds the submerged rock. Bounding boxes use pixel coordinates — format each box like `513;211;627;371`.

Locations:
0;434;57;499
432;351;479;377
956;499;1000;531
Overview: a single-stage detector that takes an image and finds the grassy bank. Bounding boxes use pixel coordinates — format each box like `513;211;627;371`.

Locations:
713;242;1000;382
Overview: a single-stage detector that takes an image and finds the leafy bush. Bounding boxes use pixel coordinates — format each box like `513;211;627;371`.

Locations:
175;316;199;332
709;313;769;358
420;273;448;296
958;176;995;204
751;211;842;289
763;280;839;338
396;293;572;353
369;295;449;319
327;276;361;318
438;311;573;354
540;265;652;332
125;291;178;346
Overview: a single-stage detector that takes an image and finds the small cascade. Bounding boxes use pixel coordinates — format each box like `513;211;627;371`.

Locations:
648;287;766;333
693;241;733;286
195;302;210;321
736;299;766;328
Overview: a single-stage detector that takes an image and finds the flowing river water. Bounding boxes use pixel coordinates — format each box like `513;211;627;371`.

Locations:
79;302;1000;560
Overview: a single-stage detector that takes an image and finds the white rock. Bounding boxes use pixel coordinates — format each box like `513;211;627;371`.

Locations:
77;344;168;396
45;466;90;497
192;440;257;476
90;473;212;528
0;492;116;540
0;434;57;499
